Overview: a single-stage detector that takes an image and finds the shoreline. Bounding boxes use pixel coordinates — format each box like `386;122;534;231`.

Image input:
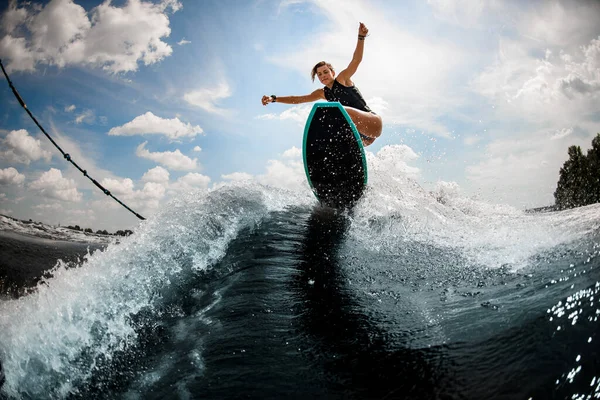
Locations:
0;214;125;244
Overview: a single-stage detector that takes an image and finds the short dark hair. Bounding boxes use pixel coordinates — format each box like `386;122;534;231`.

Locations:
311;61;334;82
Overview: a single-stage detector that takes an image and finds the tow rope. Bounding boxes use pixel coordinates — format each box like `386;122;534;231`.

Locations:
0;59;145;221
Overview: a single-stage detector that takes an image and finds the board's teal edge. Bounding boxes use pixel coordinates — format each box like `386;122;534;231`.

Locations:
302;102;369;198
302;103;320;199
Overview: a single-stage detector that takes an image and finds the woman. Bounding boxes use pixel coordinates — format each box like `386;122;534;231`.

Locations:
261;22;382;147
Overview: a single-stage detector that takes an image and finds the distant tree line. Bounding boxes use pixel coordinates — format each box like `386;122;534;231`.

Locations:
554;133;600;210
66;225;133;236
3;215;134;237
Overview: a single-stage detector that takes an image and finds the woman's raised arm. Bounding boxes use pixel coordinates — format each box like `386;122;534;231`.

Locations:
337;22;369;86
261;89;324;106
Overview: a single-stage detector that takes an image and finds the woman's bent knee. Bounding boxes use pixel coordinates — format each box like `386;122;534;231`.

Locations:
344;107;382;138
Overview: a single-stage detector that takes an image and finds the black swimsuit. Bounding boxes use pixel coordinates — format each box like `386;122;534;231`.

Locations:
323;79;375;141
323;79;372;112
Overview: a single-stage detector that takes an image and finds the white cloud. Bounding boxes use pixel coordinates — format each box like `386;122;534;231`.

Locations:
177;38;191;45
100;177;166;213
177;173;211;188
255;113;277;121
160;0;182;13
255;149;306;191
193;146;202;152
74;109;95;124
282;146;302;159
100;177;135;196
28;0;91;60
279;105;312;124
0;167;25;185
470;24;600;125
32;203;64;212
141;166;170;183
278;0;308;14
170;173;211;192
1;0;27;34
0;0;182;73
221;172;254;182
135;141;198;171
518;1;600;49
138;181;166;203
220;146;307;192
429;0;600;48
65;104;76;112
427;0;488;27
0;34;36;72
101;170;208;209
109;112;204;140
256;104;312;125
256;158;306;191
365;97;389;116
184;82;233;116
551;127;573;140
29;168;82;202
0;129;53;164
463;135;482;146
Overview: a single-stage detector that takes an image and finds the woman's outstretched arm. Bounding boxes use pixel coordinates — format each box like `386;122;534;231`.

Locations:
337;22;369;86
261;89;324;106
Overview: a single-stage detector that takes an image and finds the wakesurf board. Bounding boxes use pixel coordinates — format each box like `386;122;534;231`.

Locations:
302;102;368;209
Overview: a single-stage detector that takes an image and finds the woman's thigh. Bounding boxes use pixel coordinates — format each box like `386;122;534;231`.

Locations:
343;107;382;138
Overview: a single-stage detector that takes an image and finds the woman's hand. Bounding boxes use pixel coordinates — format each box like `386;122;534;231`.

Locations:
261;95;273;106
358;22;368;37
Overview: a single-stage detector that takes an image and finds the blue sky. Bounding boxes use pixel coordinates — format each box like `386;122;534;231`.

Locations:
1;0;599;230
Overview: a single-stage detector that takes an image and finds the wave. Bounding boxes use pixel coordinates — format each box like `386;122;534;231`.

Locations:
0;185;303;398
0;156;598;398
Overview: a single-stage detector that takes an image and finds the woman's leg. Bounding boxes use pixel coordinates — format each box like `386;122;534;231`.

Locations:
343;107;382;139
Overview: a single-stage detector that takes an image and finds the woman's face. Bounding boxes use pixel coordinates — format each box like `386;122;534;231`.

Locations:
316;65;335;85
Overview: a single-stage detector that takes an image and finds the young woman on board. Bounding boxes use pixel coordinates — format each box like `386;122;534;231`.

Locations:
261;22;382;147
